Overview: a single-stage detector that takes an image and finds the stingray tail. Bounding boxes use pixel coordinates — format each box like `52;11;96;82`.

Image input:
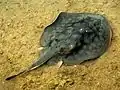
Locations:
5;47;58;80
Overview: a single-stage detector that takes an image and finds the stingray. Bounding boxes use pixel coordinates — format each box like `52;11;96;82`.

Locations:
5;12;112;80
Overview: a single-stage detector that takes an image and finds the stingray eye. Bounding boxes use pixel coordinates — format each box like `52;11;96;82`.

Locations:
85;29;93;33
85;29;88;32
79;28;86;33
70;44;74;48
79;28;84;32
69;44;75;50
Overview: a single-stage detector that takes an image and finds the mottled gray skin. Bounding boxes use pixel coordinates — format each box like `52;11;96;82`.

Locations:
5;12;111;80
41;12;111;65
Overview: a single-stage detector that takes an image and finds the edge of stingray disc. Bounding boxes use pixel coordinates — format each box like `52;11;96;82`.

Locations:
40;12;63;47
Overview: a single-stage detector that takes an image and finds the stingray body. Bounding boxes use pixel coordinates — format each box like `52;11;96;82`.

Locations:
41;12;111;64
5;12;112;80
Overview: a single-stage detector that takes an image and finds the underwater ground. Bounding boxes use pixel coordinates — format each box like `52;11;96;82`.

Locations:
0;0;120;90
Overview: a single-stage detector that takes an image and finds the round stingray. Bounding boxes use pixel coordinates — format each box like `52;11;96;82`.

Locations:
40;12;112;65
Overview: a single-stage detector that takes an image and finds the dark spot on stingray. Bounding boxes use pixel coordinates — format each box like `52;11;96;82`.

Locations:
5;12;112;80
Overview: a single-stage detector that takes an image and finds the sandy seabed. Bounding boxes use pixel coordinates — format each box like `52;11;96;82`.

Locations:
0;0;120;90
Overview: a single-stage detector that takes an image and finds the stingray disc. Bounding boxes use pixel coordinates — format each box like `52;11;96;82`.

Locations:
40;12;112;65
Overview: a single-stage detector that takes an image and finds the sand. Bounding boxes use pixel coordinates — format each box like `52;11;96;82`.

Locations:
0;0;120;90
